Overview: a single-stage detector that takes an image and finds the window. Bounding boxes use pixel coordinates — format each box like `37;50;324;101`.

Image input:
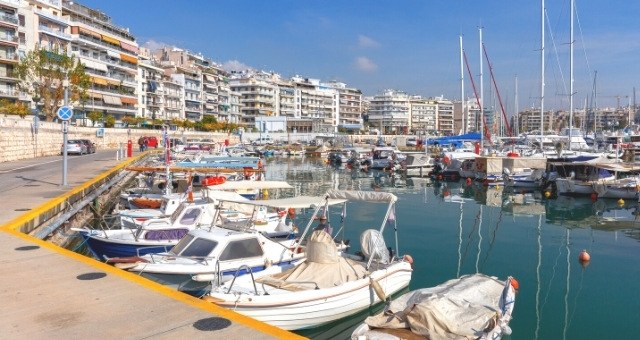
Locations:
219;238;263;261
179;238;217;257
179;208;201;225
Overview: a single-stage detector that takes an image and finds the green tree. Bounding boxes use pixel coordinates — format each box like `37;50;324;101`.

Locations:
87;111;103;126
0;99;30;118
15;46;90;122
105;114;116;128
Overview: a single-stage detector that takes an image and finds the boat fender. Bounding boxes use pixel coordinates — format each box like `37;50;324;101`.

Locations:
264;259;272;268
370;277;386;301
403;254;414;265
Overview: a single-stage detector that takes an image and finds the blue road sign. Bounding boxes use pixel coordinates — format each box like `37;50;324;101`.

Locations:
57;106;73;121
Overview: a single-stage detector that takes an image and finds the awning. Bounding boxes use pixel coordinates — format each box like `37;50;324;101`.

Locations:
78;27;101;38
120;41;139;54
106;50;120;59
120;97;137;105
204;74;215;82
119;53;138;64
90;76;108;86
102;95;122;106
79;57;108;72
101;34;120;45
88;92;102;99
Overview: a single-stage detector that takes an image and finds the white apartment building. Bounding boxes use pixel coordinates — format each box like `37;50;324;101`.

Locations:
61;0;138;122
435;96;454;135
0;0;21;102
409;97;437;134
368;89;410;134
229;71;277;127
325;81;362;130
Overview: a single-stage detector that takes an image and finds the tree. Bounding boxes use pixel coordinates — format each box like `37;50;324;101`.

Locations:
86;111;103;126
15;46;90;122
0;99;30;118
105;114;116;128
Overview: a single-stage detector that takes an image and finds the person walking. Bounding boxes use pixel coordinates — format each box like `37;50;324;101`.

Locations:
138;137;144;152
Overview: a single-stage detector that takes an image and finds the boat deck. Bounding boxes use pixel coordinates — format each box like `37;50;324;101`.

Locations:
0;151;300;339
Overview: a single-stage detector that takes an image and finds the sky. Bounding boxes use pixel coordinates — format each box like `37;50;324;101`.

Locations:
80;0;640;112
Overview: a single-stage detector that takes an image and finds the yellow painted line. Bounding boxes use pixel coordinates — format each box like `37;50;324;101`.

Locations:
0;155;305;340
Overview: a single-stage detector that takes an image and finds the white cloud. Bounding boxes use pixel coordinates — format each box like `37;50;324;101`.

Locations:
358;35;380;48
142;40;167;51
354;57;378;72
222;60;254;72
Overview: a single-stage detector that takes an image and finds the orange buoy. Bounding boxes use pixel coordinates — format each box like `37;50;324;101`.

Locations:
510;277;520;290
544;191;551;198
590;193;598;201
578;249;591;262
403;254;414;265
287;207;296;218
466;177;472;185
617;198;625;206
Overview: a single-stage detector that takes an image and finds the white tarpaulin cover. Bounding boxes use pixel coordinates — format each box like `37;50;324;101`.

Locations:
362;274;507;339
256;230;368;291
325;189;397;204
212;195;347;209
205;181;293;191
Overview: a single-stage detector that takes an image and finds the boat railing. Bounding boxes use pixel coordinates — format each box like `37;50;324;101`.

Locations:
225;265;258;294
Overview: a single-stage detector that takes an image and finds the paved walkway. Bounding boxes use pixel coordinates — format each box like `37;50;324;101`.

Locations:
0;151;302;339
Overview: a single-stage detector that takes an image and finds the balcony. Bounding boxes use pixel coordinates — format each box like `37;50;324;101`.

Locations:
0;13;18;26
0;52;17;63
0;35;18;46
0;88;18;98
39;25;73;41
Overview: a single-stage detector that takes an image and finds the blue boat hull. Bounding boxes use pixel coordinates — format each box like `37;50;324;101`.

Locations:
80;233;174;260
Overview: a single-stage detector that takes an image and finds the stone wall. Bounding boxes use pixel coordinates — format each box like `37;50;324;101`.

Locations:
0;115;239;163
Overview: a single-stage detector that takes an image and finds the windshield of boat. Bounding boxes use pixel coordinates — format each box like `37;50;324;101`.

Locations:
170;234;218;257
219;238;264;261
170;204;186;223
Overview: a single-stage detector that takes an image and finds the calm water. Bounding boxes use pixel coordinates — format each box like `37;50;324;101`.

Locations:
263;156;640;340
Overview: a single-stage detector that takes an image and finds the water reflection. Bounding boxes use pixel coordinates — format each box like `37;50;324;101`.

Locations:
261;157;640;339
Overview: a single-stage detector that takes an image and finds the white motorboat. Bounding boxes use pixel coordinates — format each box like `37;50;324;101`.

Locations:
203;190;413;330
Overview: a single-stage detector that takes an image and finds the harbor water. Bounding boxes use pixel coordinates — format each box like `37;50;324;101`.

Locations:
262;157;640;339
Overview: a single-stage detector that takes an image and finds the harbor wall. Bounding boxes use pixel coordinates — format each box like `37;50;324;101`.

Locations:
0;115;240;162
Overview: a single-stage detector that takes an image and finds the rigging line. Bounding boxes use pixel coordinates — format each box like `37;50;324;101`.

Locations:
545;8;568;105
573;2;593;82
535;214;542;340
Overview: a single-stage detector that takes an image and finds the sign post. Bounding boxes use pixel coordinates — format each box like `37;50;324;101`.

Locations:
57;104;73;186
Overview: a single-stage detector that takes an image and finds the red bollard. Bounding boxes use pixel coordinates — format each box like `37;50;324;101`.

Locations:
127;140;133;157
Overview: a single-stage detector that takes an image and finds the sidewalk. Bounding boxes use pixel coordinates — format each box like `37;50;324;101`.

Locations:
0;151;301;339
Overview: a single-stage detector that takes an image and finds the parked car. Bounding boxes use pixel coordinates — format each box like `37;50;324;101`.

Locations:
406;137;417;147
252;136;274;146
144;136;159;148
62;139;88;155
79;139;96;154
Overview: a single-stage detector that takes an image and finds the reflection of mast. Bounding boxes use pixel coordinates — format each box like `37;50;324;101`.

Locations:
535;214;542;340
457;198;464;277
476;205;483;273
564;228;571;340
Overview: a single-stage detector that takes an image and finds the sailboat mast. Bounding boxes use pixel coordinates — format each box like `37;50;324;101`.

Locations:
460;35;466;134
540;0;545;138
569;0;575;151
515;75;519;135
479;27;484;150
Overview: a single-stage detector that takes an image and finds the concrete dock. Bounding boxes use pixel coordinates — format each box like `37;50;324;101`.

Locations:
0;152;302;339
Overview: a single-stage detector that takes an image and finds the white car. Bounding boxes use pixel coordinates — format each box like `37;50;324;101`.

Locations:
252;136;274;146
62;139;88;155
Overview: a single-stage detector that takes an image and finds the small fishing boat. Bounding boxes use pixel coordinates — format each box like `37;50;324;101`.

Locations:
203;190;413;330
351;273;518;340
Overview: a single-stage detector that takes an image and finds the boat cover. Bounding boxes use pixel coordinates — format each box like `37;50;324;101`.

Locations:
256;230;367;291
325;190;397;204
362;274;508;339
205;181;293;191
212;196;347;209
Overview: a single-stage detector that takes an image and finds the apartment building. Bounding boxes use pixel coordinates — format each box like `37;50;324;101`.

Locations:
435;97;454;135
0;0;20;102
368;89;410;134
229;70;277;127
324;81;362;130
409;97;437;134
61;0;138;122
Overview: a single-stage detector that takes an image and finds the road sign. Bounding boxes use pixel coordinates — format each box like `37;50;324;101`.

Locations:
56;106;73;121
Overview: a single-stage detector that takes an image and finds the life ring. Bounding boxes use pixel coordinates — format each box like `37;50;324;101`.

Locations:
202;176;226;186
443;156;451;165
